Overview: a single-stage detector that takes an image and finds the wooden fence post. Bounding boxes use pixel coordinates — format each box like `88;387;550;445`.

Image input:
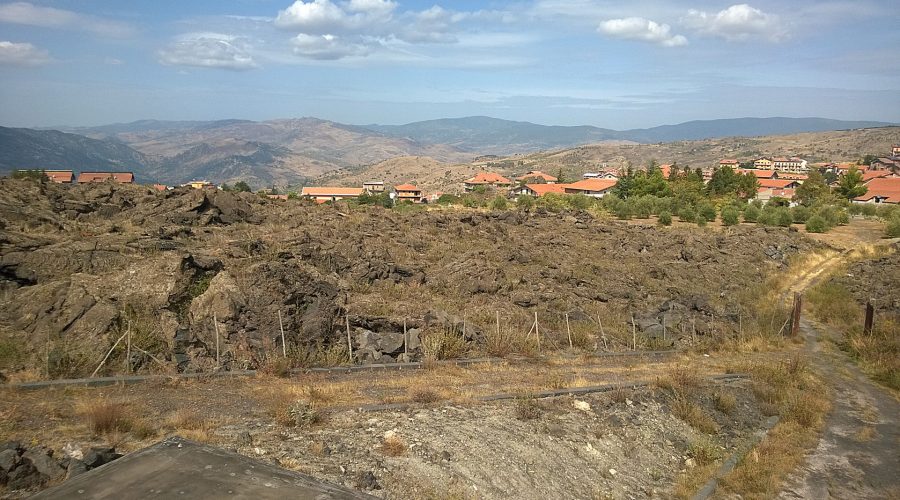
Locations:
864;301;874;335
278;309;286;358
125;320;131;373
403;318;408;356
534;311;541;353
346;314;353;362
213;313;220;368
790;293;802;337
565;312;573;349
631;316;637;351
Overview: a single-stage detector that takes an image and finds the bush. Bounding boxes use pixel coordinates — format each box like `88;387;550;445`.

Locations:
633;196;653;218
886;213;900;238
792;205;811;224
489;195;508;210
679;206;697;223
837;209;850;225
698;203;717;222
566;194;593;211
658;210;672;226
721;207;739;226
805;215;828;233
613;201;632;219
436;194;460;205
516;195;534;210
776;207;794;227
743;204;760;223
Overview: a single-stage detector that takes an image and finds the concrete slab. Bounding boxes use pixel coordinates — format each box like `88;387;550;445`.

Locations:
31;437;375;499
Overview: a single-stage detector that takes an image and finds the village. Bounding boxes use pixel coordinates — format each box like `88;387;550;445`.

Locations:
23;144;900;207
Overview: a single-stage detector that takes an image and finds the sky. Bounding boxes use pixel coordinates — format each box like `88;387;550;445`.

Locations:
0;0;898;129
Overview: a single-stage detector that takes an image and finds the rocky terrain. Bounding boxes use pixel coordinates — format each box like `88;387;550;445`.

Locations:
0;178;820;380
0;441;121;496
829;244;900;321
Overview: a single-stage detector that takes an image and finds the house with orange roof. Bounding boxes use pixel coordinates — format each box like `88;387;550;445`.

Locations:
737;169;778;179
77;172;135;184
777;173;808;182
394;183;424;203
719;159;740;168
463;172;512;191
853;177;900;204
892;145;900;157
300;186;364;204
758;178;800;190
563;178;617;198
772;157;808;173
753;158;773;169
757;187;797;205
44;170;74;184
510;183;570;197
151;183;170;192
862;170;895;182
658;164;672;178
515;170;557;184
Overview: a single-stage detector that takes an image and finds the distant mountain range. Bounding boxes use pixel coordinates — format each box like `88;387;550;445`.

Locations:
367;116;896;153
0;116;895;187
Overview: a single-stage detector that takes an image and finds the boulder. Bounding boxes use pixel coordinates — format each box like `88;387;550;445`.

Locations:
82;447;121;468
65;459;88;480
6;460;43;490
0;449;18;472
23;447;65;482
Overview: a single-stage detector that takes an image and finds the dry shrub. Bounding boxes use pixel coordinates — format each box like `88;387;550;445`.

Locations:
83;400;132;435
258;356;294;378
308;441;328;456
287;400;321;428
783;392;828;428
306;385;337;404
607;386;630;404
688;438;721;466
543;372;569;390
166;409;208;431
672;397;718;434
130;419;159;440
515;396;542;420
422;328;469;361
657;366;703;397
409;388;443;404
714;391;737;414
381;435;408;457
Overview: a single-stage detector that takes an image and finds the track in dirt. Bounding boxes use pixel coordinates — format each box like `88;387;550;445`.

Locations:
777;246;900;499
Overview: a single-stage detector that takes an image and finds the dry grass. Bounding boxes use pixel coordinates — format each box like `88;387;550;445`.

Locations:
719;357;830;498
381;434;408;457
514;396;542;420
409;387;444;404
714;391;737;414
672;397;718;434
166;409;208;431
81;400;133;435
854;426;876;442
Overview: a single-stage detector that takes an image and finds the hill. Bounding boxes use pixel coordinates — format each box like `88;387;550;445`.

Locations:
366;116;896;154
317;127;900;193
0;126;149;178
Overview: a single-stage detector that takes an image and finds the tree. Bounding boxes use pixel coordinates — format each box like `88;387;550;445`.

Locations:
721;207;739;226
489;195;508;210
11;169;47;181
836;166;867;199
233;181;251;192
612;167;636;199
555;168;568;184
860;154;877;166
658;210;672;226
805;215;828;233
632;168;671;197
793;170;830;206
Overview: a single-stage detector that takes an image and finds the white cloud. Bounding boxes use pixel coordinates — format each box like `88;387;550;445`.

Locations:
274;0;348;32
0;40;50;66
0;1;135;37
158;33;258;71
683;4;786;42
291;33;370;60
598;17;687;47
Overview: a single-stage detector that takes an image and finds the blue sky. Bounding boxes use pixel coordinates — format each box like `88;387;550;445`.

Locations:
0;0;898;128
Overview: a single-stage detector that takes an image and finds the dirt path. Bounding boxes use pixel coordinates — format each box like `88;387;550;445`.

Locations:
776;247;900;499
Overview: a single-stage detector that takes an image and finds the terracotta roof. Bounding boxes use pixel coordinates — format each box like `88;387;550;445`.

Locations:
759;187;795;198
564;178;617;192
151;184;168;191
738;169;777;179
266;194;289;200
300;187;364;197
522;183;569;196
856;177;900;203
516;171;558;182
862;170;893;182
465;172;512;185
394;184;420;191
758;178;797;189
77;172;134;183
719;159;739;164
778;173;808;181
45;170;73;183
658;165;671;178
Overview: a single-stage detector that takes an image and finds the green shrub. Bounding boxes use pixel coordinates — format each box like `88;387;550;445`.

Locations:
744;204;760;223
837;209;850;225
613;201;633;219
566;194;593;211
516;195;534;210
633;196;654;218
489;195;508;210
805;215;828;233
792;205;811;224
698;203;717;222
436;194;460;205
886;213;900;238
658;210;672;226
722;207;739;226
776;207;794;227
679;206;697;223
